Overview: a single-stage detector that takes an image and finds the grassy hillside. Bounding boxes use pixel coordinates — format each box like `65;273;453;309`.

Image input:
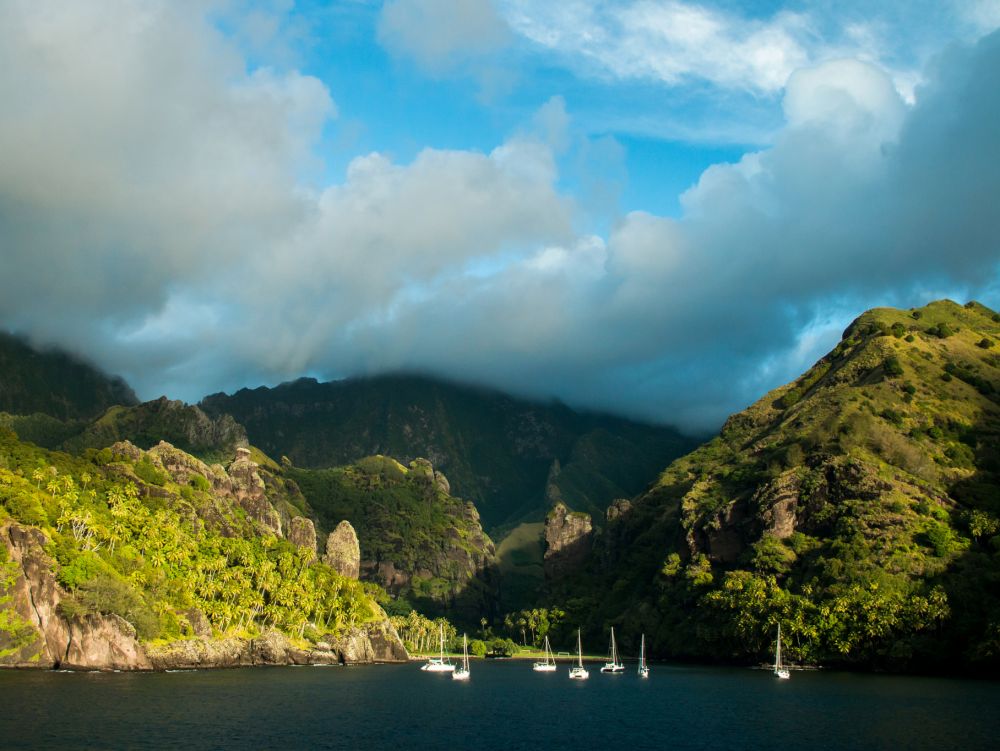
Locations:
0;331;136;420
556;300;1000;673
200;374;698;532
495;522;546;613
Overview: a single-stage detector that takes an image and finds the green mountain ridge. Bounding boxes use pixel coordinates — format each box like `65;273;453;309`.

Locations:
200;373;699;532
554;300;1000;674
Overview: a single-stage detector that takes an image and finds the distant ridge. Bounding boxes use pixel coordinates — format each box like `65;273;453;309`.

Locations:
0;331;137;420
201;373;699;531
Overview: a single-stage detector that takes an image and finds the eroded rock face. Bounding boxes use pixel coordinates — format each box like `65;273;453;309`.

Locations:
324;521;361;579
288;517;317;556
144;622;408;668
0;523;151;670
543;502;592;580
606;498;632;523
227;447;282;536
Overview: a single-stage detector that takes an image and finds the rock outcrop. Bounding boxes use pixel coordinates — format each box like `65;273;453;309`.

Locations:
324;521;361;579
227;447;282;536
543;502;592;580
288;516;317;556
143;621;408;670
1;523;151;670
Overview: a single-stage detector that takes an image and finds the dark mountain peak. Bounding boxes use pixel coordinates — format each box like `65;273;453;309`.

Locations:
200;372;698;531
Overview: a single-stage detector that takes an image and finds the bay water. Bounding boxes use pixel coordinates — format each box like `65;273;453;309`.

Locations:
1;661;997;750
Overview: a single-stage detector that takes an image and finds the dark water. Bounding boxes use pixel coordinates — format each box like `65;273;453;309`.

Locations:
1;661;998;750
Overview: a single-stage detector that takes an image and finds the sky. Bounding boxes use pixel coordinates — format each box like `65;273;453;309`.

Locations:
1;0;999;432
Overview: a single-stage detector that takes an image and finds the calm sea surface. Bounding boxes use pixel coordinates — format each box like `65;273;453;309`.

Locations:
1;661;997;750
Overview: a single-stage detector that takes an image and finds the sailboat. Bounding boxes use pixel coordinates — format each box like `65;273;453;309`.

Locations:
452;634;470;681
599;626;624;673
533;635;557;672
773;624;790;680
638;633;649;678
420;623;455;672
568;629;589;680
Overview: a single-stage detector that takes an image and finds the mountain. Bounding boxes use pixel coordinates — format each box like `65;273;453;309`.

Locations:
200;374;699;532
0;426;406;669
554;300;1000;674
0;331;137;420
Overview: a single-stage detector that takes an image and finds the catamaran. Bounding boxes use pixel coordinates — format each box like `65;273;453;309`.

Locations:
599;626;624;673
533;635;557;672
638;633;649;678
452;634;470;681
569;629;589;680
773;624;790;680
420;623;455;672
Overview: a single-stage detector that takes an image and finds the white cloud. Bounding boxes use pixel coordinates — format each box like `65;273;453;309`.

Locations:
2;2;999;433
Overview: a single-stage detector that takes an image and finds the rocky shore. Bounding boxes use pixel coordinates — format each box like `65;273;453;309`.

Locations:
0;523;408;671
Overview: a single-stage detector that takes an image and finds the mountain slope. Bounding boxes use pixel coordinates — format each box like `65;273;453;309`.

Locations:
557;300;1000;673
0;331;136;420
200;374;698;531
288;456;496;621
0;427;405;669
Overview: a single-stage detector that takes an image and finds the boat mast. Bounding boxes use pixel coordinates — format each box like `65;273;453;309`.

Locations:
577;629;583;668
775;624;781;672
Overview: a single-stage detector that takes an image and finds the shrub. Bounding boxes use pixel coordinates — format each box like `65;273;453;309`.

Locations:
883;356;904;377
890;322;906;338
977;338;995;349
905;334;915;343
470;639;487;658
911;310;923;319
134;457;167;486
189;474;211;492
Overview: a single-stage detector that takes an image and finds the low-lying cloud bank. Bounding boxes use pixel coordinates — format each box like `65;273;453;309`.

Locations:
1;2;998;431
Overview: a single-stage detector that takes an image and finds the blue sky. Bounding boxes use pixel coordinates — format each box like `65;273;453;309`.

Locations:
1;1;999;430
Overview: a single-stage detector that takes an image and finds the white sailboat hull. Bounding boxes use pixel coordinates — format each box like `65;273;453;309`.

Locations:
569;667;589;680
599;664;624;673
452;669;470;681
532;663;557;672
420;661;455;672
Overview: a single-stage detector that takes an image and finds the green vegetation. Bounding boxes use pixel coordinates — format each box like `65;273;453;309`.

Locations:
288;456;496;619
552;300;1000;673
0;428;383;645
200;374;698;531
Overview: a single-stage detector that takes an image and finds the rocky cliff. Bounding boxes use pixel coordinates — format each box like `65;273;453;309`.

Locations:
0;522;407;671
543;502;592;580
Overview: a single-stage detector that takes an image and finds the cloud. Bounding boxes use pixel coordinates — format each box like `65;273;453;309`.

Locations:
1;2;999;433
376;0;510;73
0;0;333;335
